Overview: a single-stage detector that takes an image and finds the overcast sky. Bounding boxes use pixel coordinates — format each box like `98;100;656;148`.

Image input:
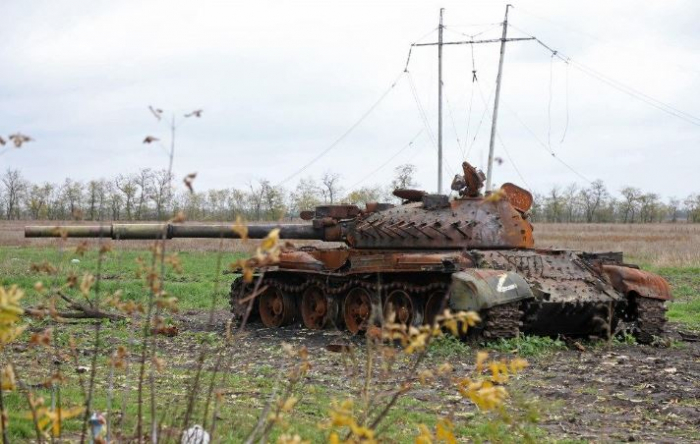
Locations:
1;0;699;199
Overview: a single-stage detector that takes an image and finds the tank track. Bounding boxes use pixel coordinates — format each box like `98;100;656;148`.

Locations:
229;278;255;319
634;297;667;344
257;276;449;296
229;274;449;322
481;302;523;340
229;274;524;340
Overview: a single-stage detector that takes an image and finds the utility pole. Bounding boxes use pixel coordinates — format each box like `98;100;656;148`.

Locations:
485;4;512;192
411;6;531;193
437;8;444;194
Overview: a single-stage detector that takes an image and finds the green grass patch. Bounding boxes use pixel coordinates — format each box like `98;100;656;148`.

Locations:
649;266;700;331
485;335;567;358
0;246;247;311
427;334;472;360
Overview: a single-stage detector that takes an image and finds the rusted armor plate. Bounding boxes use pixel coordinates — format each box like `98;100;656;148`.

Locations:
602;265;672;301
348;198;533;249
479;250;620;303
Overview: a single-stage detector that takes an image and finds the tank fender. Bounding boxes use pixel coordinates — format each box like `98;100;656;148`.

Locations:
449;269;534;312
602;265;672;301
278;251;325;271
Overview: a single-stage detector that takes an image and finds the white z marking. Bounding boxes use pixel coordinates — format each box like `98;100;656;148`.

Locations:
496;274;517;293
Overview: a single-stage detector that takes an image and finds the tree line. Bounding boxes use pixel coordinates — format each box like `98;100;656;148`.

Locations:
1;165;698;223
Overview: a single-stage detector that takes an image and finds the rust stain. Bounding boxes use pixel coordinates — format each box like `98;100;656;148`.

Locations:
603;265;672;301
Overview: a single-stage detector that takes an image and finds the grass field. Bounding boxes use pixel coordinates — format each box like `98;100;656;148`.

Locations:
0;221;698;442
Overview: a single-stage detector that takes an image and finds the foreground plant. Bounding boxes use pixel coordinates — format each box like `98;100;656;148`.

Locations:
0;285;26;443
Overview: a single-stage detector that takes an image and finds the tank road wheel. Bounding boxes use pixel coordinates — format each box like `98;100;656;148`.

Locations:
259;286;297;328
301;286;340;330
384;290;423;326
344;288;380;334
424;290;449;326
633;296;667;344
230;278;258;321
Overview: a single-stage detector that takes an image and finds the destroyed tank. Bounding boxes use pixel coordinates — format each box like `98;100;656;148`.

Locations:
25;162;672;342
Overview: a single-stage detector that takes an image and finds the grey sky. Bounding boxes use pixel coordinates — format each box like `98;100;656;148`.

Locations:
1;0;699;199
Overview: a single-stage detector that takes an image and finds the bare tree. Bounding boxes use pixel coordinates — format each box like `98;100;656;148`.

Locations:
1;168;27;219
668;197;680;222
321;172;342;204
152;169;174;220
563;183;579;222
248;181;266;221
346;185;383;207
115;174;138;220
86;179;108;221
290;177;322;215
579;180;608;223
620;186;641;223
391;164;418;190
61;179;85;219
134;168;153;220
545;186;564;222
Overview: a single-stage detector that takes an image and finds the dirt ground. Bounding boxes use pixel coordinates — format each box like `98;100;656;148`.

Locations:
172;310;700;443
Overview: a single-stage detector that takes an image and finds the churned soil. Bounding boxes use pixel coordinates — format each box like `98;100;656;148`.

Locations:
172;311;700;443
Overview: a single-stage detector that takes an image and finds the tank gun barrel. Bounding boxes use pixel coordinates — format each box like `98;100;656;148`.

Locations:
25;223;323;240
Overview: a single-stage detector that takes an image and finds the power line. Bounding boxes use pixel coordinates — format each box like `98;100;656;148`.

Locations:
495;132;531;190
509;24;700;127
500;98;593;184
515;7;700;77
347;129;425;189
473;80;531;188
560;61;570;144
444;84;465;156
466;80;494;159
277;71;405;186
406;71;438;149
443;24;502;39
547;52;555;150
463;42;478;159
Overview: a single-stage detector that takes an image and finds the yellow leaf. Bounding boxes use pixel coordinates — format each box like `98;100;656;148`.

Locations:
329;432;340;444
476;351;489;372
79;274;95;297
435;419;456;444
415;424;433;444
261;228;280;251
281;396;298;412
232;216;248;241
1;365;16;391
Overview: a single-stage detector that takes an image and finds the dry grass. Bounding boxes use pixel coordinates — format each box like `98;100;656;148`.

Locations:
3;221;700;267
535;223;700;267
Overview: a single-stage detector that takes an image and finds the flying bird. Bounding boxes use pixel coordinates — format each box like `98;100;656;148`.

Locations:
143;136;160;144
0;136;5;146
494;156;504;166
8;133;33;148
183;172;197;193
185;109;203;118
149;105;163;121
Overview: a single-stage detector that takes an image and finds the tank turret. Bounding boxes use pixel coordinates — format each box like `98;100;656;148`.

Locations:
26;162;535;250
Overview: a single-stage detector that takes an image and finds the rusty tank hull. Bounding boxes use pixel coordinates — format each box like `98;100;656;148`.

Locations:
230;243;670;341
25;162;672;342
